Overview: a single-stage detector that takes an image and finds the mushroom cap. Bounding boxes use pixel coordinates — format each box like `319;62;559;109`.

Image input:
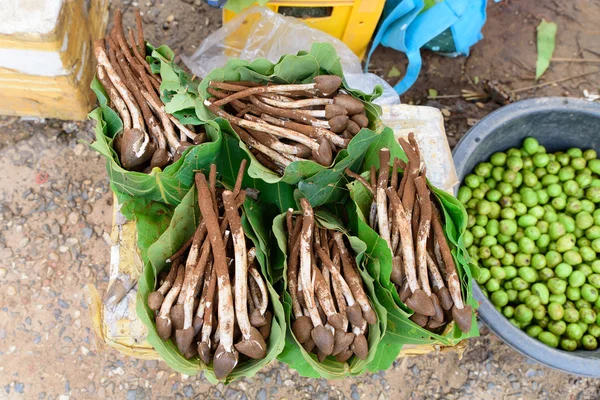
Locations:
325;104;348;119
316;348;328;363
313;75;343;96
311;138;333;166
399;280;411;303
250;308;268;328
333;94;364;115
192;316;203;336
346;120;361;135
436;287;454;311
351;333;368;360
170;304;185;330
258;310;273;340
328;115;349;133
335;348;353;363
452;305;473;333
292;316;313;344
351;113;369;128
332;329;355;356
198;341;211;364
311;325;334;356
406;288;435;316
302;338;316;353
175;327;195;354
147;291;164;311
155;315;172;340
409;312;429;327
235;327;267;359
426;318;445;330
362;307;378;325
345;304;364;327
150;148;171;169
213;345;239;380
327;313;346;331
121;128;154;169
430;293;445;323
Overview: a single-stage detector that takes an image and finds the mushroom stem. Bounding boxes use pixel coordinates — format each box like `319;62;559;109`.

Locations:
414;176;432;296
345;168;374;196
195;174;238;376
287;212;305;319
134;9;145;57
156;265;185;340
242;122;310;157
204;100;319;151
148;259;180;311
247;96;323;126
198;265;217;364
298;199;321;328
141;90;184;152
376;149;392;252
230;125;295;167
257;96;333;109
259;114;348;148
96;65;131;131
249;266;268;317
332;233;377;325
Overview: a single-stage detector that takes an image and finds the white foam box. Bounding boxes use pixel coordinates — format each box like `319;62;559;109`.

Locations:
0;0;109;120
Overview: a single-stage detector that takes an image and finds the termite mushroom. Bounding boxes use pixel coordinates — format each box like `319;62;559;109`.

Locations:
205;74;371;175
285;200;377;363
92;9;207;172
147;161;274;379
344;133;473;334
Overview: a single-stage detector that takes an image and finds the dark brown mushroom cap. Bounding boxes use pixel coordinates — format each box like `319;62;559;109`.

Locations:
250;308;268;328
155;315;172;340
325;104;348;119
314;75;343;96
292;316;313;344
351;333;368;360
213;345;239;380
335;348;353;363
351;113;369;128
362;307;377;325
113;133;124;155
311;325;334;355
150;148;170;169
316;348;328;363
120;128;154;169
332;329;355;356
175;327;195;354
328;115;349;133
346;120;361;135
452;305;473;333
198;341;211;364
311;138;333;167
235;327;267;359
426;318;445;330
258;310;273;340
147;291;164;311
327;313;345;331
345;304;365;327
170;304;185;330
405;288;435;316
333;94;364;115
183;343;198;360
399;280;411;303
302;338;316;353
430;293;445;323
436;287;454;311
409;313;429;327
192;316;203;336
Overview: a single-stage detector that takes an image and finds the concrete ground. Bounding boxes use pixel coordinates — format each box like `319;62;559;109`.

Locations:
1;0;600;399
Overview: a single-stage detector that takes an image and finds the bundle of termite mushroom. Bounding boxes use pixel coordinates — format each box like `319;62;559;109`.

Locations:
146;161;273;380
93;9;206;172
345;133;473;334
203;75;370;175
285;198;377;363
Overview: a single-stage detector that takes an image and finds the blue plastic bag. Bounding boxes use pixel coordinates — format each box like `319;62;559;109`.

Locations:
366;0;487;95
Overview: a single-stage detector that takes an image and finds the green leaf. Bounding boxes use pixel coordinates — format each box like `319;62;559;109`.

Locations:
271;208;387;378
137;182;287;383
387;66;401;79
224;0;269;13
536;20;557;81
428;88;438;99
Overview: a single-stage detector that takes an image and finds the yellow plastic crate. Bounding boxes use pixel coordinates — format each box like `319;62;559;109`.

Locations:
0;0;109;120
223;0;385;60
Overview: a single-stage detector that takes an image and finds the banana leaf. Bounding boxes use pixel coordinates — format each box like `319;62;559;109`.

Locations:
177;43;385;206
271;207;387;378
344;129;479;371
136;182;286;384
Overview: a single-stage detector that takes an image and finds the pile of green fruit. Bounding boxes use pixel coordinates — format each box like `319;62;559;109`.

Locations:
458;137;600;351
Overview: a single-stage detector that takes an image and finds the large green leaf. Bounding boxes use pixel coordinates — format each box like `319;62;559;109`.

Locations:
137;182;286;384
343;136;479;370
535;20;557;81
271;208;387;378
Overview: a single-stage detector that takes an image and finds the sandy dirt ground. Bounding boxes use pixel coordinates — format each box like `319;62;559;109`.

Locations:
1;1;600;399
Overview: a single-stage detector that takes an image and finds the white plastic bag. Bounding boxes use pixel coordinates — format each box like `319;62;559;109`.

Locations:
182;6;399;105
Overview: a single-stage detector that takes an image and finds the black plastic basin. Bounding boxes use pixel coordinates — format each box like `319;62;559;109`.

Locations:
453;97;600;377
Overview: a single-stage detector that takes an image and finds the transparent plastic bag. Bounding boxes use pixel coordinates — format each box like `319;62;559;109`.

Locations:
181;6;399;105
